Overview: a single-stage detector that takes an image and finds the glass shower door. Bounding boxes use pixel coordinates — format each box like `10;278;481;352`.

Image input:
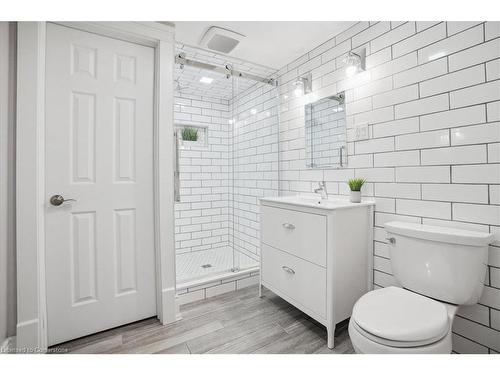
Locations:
174;52;279;285
174;66;237;284
230;76;280;273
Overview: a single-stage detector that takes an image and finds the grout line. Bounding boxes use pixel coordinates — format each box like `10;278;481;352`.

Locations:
452;331;491;352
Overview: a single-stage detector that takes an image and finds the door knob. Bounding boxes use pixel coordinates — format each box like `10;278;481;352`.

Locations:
50;194;76;206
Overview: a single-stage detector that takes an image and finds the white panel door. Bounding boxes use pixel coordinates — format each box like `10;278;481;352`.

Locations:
45;23;156;345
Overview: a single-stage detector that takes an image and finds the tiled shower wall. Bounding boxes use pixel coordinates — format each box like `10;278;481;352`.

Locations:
270;21;500;353
231;82;280;264
173;93;232;254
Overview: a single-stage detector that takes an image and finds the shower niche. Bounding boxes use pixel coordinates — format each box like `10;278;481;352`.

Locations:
176;124;208;149
305;91;347;168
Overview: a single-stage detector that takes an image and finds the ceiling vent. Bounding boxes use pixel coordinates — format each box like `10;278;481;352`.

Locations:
199;26;245;54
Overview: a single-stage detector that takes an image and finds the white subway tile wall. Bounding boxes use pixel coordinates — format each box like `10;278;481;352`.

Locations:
176;271;260;305
256;21;499;353
174;93;232;255
231;81;280;264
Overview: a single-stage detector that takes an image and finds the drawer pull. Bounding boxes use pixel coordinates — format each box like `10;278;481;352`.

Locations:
282;223;296;230
282;265;295;274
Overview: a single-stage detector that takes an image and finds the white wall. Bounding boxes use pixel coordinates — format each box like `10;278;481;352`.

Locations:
0;21;17;344
271;21;499;353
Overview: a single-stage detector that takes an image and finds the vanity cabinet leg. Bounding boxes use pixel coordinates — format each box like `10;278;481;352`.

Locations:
327;326;335;349
258;283;263;298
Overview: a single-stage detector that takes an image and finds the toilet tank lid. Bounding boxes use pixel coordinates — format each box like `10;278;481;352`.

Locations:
385;221;494;247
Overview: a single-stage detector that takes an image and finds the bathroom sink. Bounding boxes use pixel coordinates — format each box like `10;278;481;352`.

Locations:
260;195;374;210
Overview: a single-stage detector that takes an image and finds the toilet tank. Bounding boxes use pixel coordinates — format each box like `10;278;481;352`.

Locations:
385;222;493;305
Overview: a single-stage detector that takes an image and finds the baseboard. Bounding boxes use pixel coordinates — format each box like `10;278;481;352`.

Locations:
15;318;39;351
160;286;178;325
1;336;16;353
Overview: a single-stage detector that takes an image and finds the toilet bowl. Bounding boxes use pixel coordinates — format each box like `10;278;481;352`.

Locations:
348;221;493;354
348;286;457;354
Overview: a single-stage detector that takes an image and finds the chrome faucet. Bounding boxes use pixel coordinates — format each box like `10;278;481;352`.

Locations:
314;181;328;199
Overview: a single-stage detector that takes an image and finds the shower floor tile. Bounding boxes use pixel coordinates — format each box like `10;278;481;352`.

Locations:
176;247;258;283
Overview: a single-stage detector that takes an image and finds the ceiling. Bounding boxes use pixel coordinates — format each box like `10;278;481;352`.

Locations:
173;21;356;70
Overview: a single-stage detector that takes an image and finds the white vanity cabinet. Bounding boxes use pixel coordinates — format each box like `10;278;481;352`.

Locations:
259;196;374;349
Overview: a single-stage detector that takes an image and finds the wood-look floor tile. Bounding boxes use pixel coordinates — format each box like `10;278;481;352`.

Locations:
52;318;156;353
252;327;327;354
50;286;353;354
69;335;123;354
206;323;288;354
111;321;224;354
154;343;191;354
312;330;355;354
187;318;284;354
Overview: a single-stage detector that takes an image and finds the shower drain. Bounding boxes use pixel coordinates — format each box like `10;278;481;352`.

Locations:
201;264;212;269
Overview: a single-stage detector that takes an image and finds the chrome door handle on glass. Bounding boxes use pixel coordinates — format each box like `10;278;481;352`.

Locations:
282;266;295;274
339;146;345;167
282;223;295;230
174;129;181;202
50;194;76;206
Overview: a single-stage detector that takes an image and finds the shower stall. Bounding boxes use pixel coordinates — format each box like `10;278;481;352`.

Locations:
173;45;280;301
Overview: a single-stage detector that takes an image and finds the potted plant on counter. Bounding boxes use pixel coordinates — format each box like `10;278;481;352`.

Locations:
348;178;365;203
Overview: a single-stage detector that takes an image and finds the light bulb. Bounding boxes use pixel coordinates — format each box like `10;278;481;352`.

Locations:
293;80;305;97
199;76;214;84
345;51;362;77
345;65;358;77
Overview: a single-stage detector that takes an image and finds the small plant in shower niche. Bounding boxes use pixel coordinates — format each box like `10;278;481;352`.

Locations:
181;127;198;142
348;178;366;203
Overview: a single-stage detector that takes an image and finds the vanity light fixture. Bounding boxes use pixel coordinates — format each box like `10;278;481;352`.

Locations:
345;48;366;77
293;72;312;97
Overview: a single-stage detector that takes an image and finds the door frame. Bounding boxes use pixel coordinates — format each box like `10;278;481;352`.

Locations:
16;21;177;351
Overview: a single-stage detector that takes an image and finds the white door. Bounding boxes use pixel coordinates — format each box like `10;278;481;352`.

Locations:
45;23;156;345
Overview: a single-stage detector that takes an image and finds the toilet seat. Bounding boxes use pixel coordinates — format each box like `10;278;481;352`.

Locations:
351;287;450;347
348;318;453;354
350;319;448;348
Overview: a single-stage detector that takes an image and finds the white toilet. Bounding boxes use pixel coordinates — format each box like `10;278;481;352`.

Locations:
349;221;493;354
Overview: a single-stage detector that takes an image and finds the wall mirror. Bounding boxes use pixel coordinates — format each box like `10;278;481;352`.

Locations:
305;91;346;168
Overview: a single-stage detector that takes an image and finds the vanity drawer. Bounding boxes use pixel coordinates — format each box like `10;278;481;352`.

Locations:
261;205;326;267
261;244;326;319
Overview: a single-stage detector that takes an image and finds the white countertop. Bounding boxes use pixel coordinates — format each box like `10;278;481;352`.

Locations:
260;195;375;210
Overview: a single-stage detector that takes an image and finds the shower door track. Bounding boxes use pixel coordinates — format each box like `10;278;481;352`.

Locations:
175;53;278;86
